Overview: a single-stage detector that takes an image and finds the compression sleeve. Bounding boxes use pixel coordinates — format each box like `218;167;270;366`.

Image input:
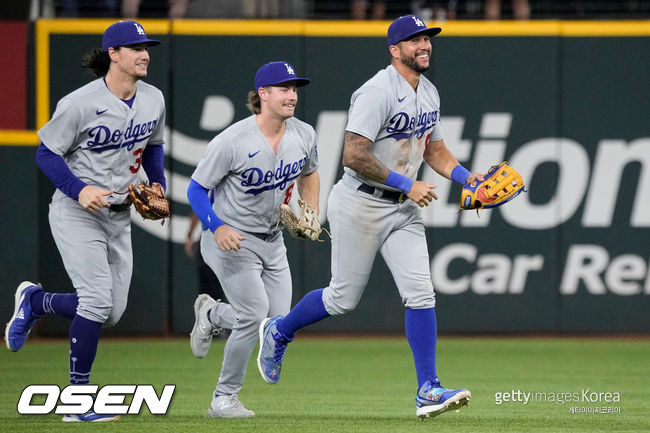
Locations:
187;179;223;232
141;144;166;190
35;143;86;200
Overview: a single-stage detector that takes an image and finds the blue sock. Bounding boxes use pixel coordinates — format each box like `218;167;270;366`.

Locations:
31;291;78;319
69;315;102;385
405;307;437;389
277;289;330;339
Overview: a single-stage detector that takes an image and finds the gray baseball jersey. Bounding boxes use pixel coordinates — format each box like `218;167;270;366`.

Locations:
192;115;318;234
192;113;318;395
345;64;442;190
39;78;165;206
322;64;440;315
38;77;165;324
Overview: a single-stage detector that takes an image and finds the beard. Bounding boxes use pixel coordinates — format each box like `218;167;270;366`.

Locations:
401;52;430;73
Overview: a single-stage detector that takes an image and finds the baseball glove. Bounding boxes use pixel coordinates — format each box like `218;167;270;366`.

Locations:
460;161;525;210
279;199;327;242
128;182;170;224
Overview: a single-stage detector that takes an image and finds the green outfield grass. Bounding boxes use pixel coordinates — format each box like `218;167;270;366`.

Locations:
0;336;648;432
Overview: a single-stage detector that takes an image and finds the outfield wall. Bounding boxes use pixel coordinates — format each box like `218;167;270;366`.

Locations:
1;19;649;335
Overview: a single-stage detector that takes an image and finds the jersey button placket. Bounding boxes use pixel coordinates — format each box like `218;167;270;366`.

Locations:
405;92;417;180
272;153;283;230
118;108;137;192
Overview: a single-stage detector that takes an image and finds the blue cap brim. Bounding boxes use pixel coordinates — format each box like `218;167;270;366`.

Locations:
392;27;442;45
258;77;310;90
117;38;161;48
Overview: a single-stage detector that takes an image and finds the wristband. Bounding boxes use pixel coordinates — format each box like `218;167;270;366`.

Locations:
385;170;414;194
204;213;224;233
451;165;471;185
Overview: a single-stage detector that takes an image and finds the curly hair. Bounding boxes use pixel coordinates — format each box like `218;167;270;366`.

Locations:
81;47;111;78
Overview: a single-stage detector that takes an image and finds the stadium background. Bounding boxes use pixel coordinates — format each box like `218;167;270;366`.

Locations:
1;7;649;338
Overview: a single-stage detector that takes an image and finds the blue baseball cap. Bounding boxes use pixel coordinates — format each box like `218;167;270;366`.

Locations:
102;20;161;51
387;15;442;47
254;61;310;92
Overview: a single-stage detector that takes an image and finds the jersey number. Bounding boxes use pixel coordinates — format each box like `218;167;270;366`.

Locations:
284;184;295;205
129;148;143;174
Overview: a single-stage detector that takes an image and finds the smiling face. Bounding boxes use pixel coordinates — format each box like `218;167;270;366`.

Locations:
394;34;432;73
259;82;299;120
109;43;150;79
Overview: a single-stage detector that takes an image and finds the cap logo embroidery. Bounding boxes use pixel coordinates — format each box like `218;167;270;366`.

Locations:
412;16;425;27
134;23;145;35
285;63;295;75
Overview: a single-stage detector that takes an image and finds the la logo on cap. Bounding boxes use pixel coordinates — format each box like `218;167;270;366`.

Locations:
412;16;425;27
135;23;145;35
285;63;295;75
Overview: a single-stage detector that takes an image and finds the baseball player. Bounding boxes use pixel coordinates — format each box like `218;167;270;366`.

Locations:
257;15;484;418
4;21;165;422
187;61;320;418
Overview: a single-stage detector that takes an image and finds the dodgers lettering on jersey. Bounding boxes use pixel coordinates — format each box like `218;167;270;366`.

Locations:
344;64;443;189
87;118;159;153
192;115;318;234
241;157;307;195
386;107;440;141
37;78;166;200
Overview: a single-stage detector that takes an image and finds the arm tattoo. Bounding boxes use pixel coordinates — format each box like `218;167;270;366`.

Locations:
343;131;389;183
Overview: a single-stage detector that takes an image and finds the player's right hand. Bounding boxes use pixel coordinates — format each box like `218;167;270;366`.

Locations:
214;225;245;252
78;185;114;211
184;238;195;258
407;180;438;207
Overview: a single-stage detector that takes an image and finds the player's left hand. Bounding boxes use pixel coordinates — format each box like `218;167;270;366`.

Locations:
459;162;525;210
213;225;245;252
466;172;485;184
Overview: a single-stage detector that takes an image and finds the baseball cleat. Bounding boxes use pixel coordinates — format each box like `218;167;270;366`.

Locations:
208;393;254;418
62;411;120;422
256;315;290;384
5;281;43;352
190;294;221;358
415;379;471;418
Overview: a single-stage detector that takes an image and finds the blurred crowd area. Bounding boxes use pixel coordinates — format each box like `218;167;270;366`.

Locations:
5;0;650;20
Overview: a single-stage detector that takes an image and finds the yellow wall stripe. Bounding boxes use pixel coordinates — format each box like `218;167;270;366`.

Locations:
177;18;638;37
562;21;650;36
36;18;170;34
0;130;39;146
36;20;50;131
35;18;650;37
173;19;305;35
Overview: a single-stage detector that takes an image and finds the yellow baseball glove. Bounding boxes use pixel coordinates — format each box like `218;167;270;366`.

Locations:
460;162;525;210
